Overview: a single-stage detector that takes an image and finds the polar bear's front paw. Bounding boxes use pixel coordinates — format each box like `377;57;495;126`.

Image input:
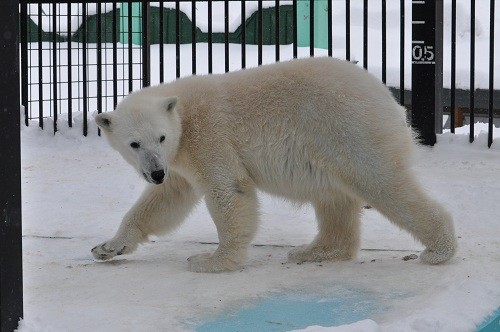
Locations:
420;233;457;264
420;247;455;265
187;253;239;273
91;239;137;261
287;245;353;263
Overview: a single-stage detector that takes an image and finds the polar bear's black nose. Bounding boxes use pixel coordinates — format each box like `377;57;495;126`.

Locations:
151;170;165;183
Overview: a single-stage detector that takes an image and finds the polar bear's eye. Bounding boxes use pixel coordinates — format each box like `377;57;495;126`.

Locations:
160;135;165;143
130;142;140;149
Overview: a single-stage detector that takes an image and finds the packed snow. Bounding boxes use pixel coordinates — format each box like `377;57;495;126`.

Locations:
17;110;500;332
16;1;500;331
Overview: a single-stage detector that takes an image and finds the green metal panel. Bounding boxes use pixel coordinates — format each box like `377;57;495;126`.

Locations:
77;10;116;43
23;5;295;46
26;16;64;43
297;0;329;49
120;3;142;45
232;5;294;45
148;6;203;44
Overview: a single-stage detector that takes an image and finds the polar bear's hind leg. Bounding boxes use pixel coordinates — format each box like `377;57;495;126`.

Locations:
288;190;363;263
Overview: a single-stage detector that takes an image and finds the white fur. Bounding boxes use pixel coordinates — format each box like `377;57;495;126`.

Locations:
92;57;457;272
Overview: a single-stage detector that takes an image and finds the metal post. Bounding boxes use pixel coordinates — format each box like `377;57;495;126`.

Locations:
240;1;245;69
191;0;196;75
345;0;350;61
0;0;23;330
411;0;443;146
488;0;495;148
142;1;150;87
224;0;229;72
175;0;180;78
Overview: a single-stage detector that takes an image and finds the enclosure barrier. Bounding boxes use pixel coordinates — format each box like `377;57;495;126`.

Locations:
411;0;443;146
15;0;500;145
19;0;498;146
0;1;23;331
1;1;499;331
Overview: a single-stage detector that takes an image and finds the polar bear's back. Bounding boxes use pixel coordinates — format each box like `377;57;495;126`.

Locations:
195;58;415;199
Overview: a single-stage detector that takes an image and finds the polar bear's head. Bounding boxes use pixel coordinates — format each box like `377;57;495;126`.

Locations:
95;95;181;185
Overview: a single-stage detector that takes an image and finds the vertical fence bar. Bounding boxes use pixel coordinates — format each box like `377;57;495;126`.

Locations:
310;0;314;57
293;0;297;58
175;0;180;78
82;3;88;136
142;1;150;87
450;0;456;133
67;1;72;126
97;3;103;133
275;0;280;62
469;0;475;142
191;0;196;75
241;0;246;69
20;1;29;126
435;0;444;134
0;0;23;329
77;4;82;113
328;0;332;57
488;0;495;147
159;0;164;83
58;3;62;120
52;2;58;134
127;1;133;91
362;0;367;69
399;0;404;105
224;0;229;72
258;0;263;65
208;0;212;74
112;2;118;108
411;0;443;145
381;0;386;83
28;4;33;121
346;0;350;61
38;4;43;129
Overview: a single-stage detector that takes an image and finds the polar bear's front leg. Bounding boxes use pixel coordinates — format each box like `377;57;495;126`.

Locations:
188;181;259;273
92;174;199;260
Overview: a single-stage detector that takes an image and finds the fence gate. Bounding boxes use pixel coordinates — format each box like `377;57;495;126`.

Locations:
0;0;23;331
411;0;443;146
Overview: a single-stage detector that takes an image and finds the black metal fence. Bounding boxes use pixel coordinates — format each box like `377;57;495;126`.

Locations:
19;0;498;146
1;1;22;331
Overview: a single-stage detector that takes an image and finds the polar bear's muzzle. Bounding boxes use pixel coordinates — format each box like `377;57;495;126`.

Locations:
139;150;167;184
150;169;165;184
142;168;166;184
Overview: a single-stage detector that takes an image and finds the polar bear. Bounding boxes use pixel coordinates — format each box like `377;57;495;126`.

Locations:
92;57;456;272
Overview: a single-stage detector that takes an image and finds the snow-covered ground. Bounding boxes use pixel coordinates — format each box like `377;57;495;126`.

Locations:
16;1;499;330
18;112;500;331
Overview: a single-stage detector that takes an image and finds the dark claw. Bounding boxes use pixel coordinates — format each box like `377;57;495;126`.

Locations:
117;246;127;255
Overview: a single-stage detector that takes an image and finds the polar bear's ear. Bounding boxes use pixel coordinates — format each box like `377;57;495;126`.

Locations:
94;112;113;131
160;96;177;113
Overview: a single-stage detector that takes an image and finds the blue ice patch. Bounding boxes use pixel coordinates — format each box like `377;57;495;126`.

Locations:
477;308;500;332
194;288;393;332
